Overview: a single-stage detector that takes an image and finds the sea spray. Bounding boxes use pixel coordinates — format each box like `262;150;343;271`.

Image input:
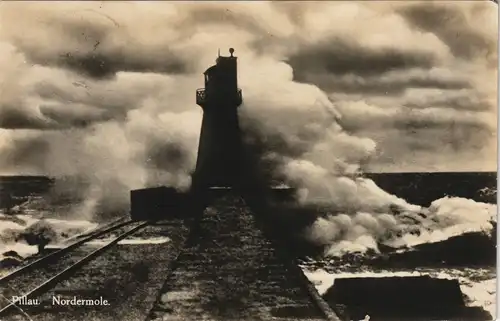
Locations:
0;213;97;270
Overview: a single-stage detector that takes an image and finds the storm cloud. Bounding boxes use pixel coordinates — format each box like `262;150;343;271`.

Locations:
0;1;496;213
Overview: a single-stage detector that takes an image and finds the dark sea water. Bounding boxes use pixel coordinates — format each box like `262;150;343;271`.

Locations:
0;172;496;208
364;172;497;206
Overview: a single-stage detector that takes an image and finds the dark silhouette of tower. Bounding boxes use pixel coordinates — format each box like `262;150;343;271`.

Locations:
192;48;243;190
130;48;294;220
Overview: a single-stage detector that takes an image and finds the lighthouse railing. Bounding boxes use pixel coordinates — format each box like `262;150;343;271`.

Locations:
196;88;206;105
196;88;242;106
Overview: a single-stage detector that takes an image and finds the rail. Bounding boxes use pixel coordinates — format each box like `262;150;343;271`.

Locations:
0;221;149;316
196;88;205;105
196;88;242;106
0;216;132;284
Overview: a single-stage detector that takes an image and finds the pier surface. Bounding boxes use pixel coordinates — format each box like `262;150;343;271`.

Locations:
148;194;335;321
1;195;339;321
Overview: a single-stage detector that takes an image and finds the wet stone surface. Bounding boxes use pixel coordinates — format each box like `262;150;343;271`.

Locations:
148;196;327;321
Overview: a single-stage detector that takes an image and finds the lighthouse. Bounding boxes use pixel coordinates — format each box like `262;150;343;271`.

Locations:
129;48;294;221
192;48;244;191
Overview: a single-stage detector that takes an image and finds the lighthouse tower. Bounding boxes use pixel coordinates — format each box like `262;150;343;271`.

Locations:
129;48;293;221
192;48;244;191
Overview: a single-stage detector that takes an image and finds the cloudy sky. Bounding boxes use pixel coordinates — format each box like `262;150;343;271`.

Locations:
0;1;497;188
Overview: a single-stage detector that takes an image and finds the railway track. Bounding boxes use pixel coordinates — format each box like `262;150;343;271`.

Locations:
0;218;193;321
1;216;129;282
0;219;149;317
0;196;339;320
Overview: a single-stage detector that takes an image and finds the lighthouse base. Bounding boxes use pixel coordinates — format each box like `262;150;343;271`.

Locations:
129;186;297;221
130;187;188;221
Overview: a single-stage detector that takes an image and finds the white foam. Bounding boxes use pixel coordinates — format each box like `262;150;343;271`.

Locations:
85;237;171;246
0;243;38;258
0;214;99;261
